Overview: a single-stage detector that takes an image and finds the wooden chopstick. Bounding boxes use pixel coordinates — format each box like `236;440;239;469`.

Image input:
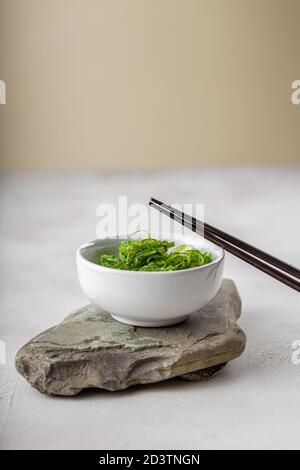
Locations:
150;197;300;280
149;199;300;293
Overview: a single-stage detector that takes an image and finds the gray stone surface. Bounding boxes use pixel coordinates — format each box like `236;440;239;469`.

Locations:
1;169;300;449
15;279;245;396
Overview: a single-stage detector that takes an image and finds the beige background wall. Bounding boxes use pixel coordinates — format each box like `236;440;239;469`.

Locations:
0;0;299;170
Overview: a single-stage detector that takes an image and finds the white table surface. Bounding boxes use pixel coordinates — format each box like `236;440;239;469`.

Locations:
0;166;299;450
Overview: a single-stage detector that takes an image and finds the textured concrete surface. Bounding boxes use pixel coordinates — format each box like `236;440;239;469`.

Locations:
0;167;300;449
15;280;245;395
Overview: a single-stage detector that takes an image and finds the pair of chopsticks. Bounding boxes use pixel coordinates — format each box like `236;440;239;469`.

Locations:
149;198;300;293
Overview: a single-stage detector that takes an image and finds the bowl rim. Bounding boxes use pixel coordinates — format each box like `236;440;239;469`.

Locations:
76;236;225;276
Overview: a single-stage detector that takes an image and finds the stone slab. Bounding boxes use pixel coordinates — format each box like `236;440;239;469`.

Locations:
15;279;246;396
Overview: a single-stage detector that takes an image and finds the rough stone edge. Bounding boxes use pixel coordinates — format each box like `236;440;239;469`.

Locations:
15;280;245;395
179;363;227;381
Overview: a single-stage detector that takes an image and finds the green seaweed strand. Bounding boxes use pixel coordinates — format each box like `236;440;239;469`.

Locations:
98;237;214;272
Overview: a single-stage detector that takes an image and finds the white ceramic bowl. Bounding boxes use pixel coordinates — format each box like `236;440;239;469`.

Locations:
76;234;224;327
